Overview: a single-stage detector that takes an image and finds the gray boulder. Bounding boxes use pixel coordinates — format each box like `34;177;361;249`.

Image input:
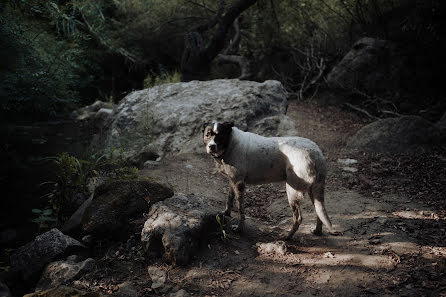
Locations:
141;194;219;265
347;115;444;153
327;37;400;93
10;229;85;282
107;79;296;159
35;257;95;291
81;180;173;238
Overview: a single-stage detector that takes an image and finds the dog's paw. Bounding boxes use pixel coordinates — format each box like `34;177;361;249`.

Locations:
312;228;323;236
328;229;341;236
232;223;245;234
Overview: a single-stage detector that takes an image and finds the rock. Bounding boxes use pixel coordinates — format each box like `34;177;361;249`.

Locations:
342;167;358;173
82;180;173;238
81;235;93;246
141;194;219;265
327;37;401;93
36;258;95;291
147;266;167;289
87;101;110;113
144;160;161;169
61;195;93;235
113;281;138;297
347;116;443;153
169;289;189;297
10;229;85;282
256;241;287;256
24;285;103;297
337;158;358;165
0;280;12;297
106;79;296;159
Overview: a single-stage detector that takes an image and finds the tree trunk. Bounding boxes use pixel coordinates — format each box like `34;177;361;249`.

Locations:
180;0;257;81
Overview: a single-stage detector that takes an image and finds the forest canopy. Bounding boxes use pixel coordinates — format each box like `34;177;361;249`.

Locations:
1;0;443;121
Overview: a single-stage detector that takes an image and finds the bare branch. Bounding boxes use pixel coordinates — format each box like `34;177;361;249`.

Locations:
344;103;380;120
80;11;141;65
215;54;251;80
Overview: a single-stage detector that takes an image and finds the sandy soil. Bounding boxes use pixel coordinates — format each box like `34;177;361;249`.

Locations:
74;100;446;297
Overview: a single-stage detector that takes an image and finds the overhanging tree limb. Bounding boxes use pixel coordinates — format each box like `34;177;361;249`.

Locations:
181;0;258;81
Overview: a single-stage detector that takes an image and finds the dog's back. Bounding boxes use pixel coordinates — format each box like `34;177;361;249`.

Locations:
225;128;325;185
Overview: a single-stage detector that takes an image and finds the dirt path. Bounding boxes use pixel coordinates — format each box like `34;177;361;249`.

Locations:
77;100;446;296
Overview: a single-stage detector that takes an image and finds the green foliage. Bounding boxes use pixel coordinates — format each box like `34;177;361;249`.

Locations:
31;208;57;232
0;2;102;119
215;214;233;242
143;70;181;89
40;149;138;224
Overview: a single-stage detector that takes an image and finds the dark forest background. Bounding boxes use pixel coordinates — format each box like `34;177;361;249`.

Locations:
1;0;445;123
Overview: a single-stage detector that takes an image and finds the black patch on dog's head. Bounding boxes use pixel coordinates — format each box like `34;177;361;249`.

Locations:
203;121;234;158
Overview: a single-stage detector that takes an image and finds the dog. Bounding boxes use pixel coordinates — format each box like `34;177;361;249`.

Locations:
202;121;338;239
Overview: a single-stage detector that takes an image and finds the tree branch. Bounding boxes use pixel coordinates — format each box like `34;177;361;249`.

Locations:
80;11;142;65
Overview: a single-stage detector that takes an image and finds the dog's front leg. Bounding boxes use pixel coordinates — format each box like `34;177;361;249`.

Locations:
223;185;235;217
232;181;246;232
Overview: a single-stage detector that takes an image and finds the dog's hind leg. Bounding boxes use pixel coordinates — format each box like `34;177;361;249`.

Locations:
309;182;338;235
282;183;304;240
231;181;245;232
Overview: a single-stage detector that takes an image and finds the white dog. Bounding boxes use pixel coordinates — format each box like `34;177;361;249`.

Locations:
203;122;338;239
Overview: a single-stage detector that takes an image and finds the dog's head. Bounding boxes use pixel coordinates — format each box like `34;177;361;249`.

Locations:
202;122;234;158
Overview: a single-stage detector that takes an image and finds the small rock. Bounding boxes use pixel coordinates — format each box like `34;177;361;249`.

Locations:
342;167;358;173
114;281;138;297
36;257;95;291
337;158;358;165
82;235;93;245
144;160;160;169
82;180;173;238
169;289;189;297
323;252;335;258
147;266;167;289
256;241;287;256
10;229;85;282
141;194;219;265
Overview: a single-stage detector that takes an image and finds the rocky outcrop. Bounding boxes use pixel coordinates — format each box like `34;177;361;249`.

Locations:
81;180;173;238
141;194;219;265
327;37;401;93
36;256;95;292
72;100;114;122
347;116;444;153
106;79;296;160
10;229;85;282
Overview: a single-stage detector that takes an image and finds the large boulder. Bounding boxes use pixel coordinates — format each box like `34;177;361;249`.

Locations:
106;79;296;160
35;257;95;292
141;194;219;265
347;116;444;153
327;37;401;93
10;229;85;282
81;180;173;238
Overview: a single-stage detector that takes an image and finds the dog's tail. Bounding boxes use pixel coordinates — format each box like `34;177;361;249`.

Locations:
309;183;339;235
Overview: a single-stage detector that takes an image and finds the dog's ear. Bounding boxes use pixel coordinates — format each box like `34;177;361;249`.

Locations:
223;121;234;129
202;123;208;133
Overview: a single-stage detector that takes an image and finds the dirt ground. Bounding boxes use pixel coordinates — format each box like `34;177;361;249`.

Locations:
74;99;446;297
